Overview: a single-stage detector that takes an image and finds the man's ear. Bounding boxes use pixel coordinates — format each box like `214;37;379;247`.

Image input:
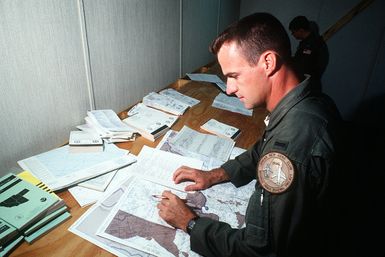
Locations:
261;51;279;77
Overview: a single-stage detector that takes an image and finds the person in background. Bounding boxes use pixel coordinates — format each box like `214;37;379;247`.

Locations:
157;12;341;257
289;15;329;92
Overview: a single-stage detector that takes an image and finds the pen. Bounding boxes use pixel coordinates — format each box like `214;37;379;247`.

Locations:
152;194;167;199
152;194;206;211
152;194;188;202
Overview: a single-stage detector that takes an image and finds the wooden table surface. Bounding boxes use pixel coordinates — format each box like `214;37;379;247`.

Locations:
10;63;268;257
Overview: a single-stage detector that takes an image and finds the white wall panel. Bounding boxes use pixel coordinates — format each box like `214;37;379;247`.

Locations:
0;0;89;175
83;0;180;112
0;0;240;176
182;0;219;74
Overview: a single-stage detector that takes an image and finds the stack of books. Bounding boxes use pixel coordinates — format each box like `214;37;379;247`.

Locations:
0;172;70;256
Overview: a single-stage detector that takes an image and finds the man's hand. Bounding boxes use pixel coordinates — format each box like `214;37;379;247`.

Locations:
157;191;196;232
173;166;230;191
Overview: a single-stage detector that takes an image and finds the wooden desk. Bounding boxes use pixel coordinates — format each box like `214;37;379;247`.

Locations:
10;63;268;257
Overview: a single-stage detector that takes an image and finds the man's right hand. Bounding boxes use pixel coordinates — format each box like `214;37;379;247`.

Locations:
173;166;230;191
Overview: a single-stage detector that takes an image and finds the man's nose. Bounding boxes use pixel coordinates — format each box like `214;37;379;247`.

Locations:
226;80;237;95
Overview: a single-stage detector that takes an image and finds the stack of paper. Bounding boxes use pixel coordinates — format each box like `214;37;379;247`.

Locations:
159;88;200;107
17;143;136;191
123;103;178;141
0;173;71;255
212;93;253;116
78;109;136;143
142;92;189;116
200;119;241;140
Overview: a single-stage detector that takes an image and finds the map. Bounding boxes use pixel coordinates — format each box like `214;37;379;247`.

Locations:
69;148;255;257
69;174;154;257
96;177;254;257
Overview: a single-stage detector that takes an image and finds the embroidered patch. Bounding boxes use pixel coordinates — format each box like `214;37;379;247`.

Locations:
257;152;294;194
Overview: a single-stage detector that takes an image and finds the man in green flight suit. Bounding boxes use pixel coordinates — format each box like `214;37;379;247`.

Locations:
157;12;341;257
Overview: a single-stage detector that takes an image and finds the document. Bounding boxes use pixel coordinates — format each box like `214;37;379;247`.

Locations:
212;92;253;116
123;103;177;141
127;103;179;128
93;173;253;257
169;126;235;163
130;146;203;191
83;109;136;143
87;109;134;132
69;131;104;153
68;174;156;257
68;166;136;207
69;157;255;257
142;92;189;116
17;144;136;191
186;73;227;92
77;169;118;192
159;88;200;107
200;119;241;140
156;130;221;170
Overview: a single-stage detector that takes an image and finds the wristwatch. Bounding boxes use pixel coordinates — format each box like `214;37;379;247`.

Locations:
186;216;199;235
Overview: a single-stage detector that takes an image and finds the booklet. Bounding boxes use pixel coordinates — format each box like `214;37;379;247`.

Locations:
142;92;189;116
0;173;58;231
200;119;241;140
123;103;177;141
159;88;200;107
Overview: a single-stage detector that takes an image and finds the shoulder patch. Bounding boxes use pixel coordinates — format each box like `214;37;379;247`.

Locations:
257;152;294;194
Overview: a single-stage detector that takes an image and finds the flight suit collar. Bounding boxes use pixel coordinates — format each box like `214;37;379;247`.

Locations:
265;76;312;132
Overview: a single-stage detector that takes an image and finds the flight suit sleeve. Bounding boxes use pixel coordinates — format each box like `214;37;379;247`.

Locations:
221;142;261;187
189;189;272;257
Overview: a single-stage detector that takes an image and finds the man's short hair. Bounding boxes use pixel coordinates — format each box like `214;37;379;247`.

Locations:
289;16;310;31
209;12;292;65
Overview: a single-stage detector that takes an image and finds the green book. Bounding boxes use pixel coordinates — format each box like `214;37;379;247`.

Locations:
24;211;71;244
0;235;24;257
0;219;18;246
0;173;58;231
24;206;68;236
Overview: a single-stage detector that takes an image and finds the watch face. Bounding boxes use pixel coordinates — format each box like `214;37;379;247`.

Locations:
187;217;198;234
